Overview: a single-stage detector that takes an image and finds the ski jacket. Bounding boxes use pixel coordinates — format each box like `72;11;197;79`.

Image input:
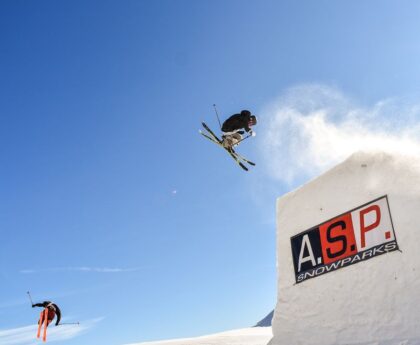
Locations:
221;111;252;133
33;301;61;325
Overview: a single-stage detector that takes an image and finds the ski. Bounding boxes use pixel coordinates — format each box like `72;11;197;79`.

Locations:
200;122;222;142
231;150;255;166
200;122;256;166
37;311;43;339
199;130;220;146
43;310;48;342
200;123;248;171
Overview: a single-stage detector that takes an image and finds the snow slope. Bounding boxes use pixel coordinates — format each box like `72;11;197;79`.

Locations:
125;327;272;345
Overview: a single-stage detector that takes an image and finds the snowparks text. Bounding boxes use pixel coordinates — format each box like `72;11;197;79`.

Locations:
291;195;398;284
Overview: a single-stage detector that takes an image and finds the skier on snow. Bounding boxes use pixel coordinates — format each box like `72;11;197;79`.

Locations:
32;301;61;327
221;110;257;150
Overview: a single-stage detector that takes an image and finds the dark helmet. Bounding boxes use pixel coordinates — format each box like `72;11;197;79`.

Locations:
240;110;251;117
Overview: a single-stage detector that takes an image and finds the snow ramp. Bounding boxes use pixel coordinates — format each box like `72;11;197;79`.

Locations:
269;151;420;345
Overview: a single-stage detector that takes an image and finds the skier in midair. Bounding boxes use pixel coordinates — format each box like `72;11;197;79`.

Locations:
199;107;258;170
221;110;257;150
32;301;61;327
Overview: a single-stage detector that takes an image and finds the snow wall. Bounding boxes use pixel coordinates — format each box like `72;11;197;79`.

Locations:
269;152;420;345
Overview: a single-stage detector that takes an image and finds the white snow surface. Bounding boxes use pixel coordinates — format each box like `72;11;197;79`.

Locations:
125;327;272;345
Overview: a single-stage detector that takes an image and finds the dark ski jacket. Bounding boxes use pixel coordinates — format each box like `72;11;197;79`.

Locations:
221;110;253;133
33;301;61;326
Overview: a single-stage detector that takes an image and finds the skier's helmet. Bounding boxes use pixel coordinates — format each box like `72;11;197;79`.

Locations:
249;115;257;126
240;110;251;117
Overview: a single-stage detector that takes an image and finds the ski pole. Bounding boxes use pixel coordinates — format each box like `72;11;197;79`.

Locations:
213;104;222;130
58;322;80;326
235;134;253;145
27;291;34;306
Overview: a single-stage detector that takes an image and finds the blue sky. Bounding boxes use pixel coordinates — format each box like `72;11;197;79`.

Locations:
2;1;420;344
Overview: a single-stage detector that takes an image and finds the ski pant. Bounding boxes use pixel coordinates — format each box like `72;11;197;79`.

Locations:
38;308;55;326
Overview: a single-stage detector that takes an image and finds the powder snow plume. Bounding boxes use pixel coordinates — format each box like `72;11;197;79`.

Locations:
259;84;420;184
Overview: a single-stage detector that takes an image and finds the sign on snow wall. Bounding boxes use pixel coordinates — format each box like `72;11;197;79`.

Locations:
291;196;398;283
269;152;420;345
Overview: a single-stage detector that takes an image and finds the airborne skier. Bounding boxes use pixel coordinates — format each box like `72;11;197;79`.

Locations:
199;108;257;171
33;301;62;327
32;300;62;341
221;110;257;149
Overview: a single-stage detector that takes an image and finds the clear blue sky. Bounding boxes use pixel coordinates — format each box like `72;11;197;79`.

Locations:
2;1;420;344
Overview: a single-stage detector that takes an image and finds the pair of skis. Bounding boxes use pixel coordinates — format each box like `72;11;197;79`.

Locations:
37;309;49;342
199;122;255;171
